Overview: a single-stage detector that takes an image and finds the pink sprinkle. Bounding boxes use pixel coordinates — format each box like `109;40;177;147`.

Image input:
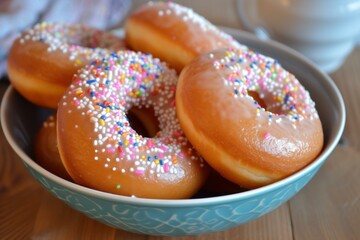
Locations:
135;170;144;175
178;152;184;158
264;133;271;139
158;153;164;159
147;140;154;148
258;77;264;85
164;163;169;173
107;148;115;153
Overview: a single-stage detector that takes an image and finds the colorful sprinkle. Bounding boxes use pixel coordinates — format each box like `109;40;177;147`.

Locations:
60;50;204;191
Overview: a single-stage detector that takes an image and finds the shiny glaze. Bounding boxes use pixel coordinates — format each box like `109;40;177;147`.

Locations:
125;1;245;72
177;48;324;188
57;50;208;199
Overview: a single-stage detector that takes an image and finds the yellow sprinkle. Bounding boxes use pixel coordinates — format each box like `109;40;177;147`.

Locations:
124;140;129;146
99;119;105;126
76;90;83;95
155;160;160;164
106;107;110;113
75;59;82;65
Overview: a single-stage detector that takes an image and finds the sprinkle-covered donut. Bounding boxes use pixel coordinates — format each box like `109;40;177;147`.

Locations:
125;1;245;72
57;50;209;199
176;48;324;189
7;22;125;109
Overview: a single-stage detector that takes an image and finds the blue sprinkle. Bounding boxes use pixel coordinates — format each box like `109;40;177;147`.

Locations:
87;79;97;84
96;103;105;108
284;94;290;104
111;52;119;58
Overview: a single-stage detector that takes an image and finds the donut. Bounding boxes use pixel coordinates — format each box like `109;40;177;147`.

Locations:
34;114;72;181
7;22;125;109
176;48;324;189
57;50;209;199
125;1;244;72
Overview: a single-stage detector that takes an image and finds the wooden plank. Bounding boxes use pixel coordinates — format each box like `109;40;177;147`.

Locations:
290;146;360;239
31;192;117;239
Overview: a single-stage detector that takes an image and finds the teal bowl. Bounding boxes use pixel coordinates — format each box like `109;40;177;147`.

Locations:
1;29;345;236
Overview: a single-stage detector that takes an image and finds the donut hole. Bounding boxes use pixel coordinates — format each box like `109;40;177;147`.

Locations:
65;29;119;49
127;107;160;138
248;91;267;110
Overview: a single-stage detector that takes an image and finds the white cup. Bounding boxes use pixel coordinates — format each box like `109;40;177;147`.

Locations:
237;0;360;73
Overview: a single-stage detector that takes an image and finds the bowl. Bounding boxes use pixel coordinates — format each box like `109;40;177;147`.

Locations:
0;28;345;236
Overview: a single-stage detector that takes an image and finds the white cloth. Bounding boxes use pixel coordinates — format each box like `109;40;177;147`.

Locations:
0;0;131;77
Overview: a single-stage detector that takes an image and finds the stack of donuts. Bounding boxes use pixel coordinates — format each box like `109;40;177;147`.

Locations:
7;1;324;199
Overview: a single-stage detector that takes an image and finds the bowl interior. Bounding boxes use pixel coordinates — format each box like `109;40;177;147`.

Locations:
0;28;345;205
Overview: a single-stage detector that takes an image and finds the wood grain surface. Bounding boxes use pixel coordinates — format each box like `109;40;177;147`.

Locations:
1;0;360;239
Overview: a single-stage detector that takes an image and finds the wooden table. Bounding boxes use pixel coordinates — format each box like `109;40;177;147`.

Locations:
1;1;360;239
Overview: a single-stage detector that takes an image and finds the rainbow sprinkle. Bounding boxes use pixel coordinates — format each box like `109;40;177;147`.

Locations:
60;50;204;183
18;22;125;66
212;48;319;125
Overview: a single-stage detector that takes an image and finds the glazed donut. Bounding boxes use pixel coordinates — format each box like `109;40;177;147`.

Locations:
7;22;125;109
176;48;324;189
125;2;244;72
57;50;209;199
34;114;72;181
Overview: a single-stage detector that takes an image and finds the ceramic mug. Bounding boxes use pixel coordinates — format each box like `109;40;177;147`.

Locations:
237;0;360;73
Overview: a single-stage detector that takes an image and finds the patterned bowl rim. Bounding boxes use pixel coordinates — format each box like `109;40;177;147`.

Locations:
1;27;346;207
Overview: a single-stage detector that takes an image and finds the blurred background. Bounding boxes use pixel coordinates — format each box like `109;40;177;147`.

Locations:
1;0;360;76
